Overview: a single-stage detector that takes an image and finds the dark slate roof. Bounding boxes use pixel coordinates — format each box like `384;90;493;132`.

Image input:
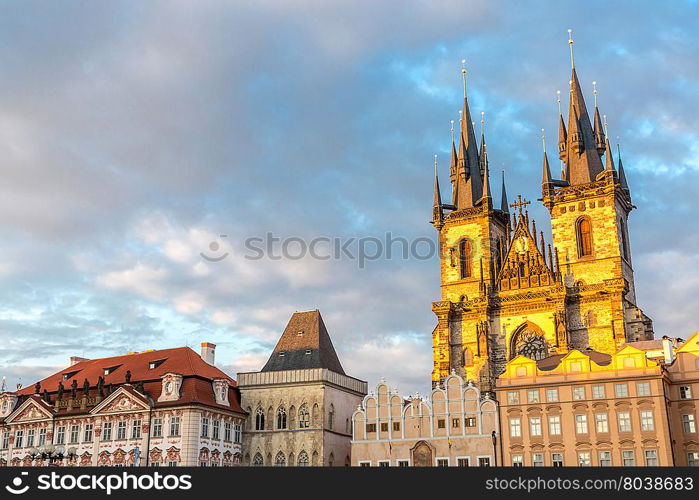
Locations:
536;349;612;371
261;310;345;374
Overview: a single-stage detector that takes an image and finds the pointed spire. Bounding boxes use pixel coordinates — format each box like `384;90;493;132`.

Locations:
454;59;483;209
450;120;458;205
603;117;615;172
433;154;444;228
481;153;492;203
617;139;630;191
500;169;509;214
563;31;605;185
592;81;606;155
542;129;553;191
557;90;567;165
479;111;488;176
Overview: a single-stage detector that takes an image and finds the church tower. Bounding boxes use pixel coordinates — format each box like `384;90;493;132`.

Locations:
430;35;653;392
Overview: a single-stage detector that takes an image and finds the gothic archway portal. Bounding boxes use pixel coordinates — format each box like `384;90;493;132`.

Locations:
509;322;550;361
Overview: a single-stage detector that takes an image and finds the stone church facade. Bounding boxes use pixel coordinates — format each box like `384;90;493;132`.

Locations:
430;41;653;391
237;310;367;466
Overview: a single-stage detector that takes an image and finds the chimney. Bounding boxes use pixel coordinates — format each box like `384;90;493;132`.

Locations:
70;356;89;366
201;342;216;365
661;336;675;365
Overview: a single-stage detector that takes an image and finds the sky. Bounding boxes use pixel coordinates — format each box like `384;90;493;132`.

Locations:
0;0;698;398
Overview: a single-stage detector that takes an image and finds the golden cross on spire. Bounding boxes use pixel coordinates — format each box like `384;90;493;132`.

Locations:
592;80;598;107
510;194;531;215
434;154;438;176
557;90;562;115
568;29;575;69
603;114;608;136
541;128;546;153
461;59;467;98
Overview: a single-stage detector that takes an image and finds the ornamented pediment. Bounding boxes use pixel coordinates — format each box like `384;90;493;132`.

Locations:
498;217;555;291
5;397;53;423
157;373;183;403
91;387;149;415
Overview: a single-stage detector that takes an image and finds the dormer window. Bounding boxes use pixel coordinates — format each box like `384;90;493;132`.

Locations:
297;330;305;336
305;350;312;355
212;378;230;407
279;351;285;357
62;370;80;380
148;359;166;370
103;365;120;376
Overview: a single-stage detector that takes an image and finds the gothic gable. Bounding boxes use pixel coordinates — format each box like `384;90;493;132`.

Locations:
498;217;555;291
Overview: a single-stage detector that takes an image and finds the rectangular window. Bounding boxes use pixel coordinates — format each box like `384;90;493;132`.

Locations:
687;452;699;466
15;430;24;448
1;432;9;449
595;413;609;433
548;415;561;435
132;419;141;439
592;385;606;399
478;457;491;467
437;419;445;429
201;417;210;438
168;461;178;467
551;453;563;467
359;462;370;467
465;417;476;427
224;422;232;441
26;429;34;448
117;421;127;440
511;455;523;467
507;391;520;405
527;389;540;403
622;450;635;466
529;417;542;437
546;388;559;403
436;458;449;467
38;428;46;446
509;418;521;438
636;382;651;397
575;414;588;434
397;460;410;467
457;458;469;467
102;422;112;441
152;418;163;438
56;426;65;444
599;451;612;466
393;422;400;431
578;451;592;466
378;460;390;467
169;417;180;436
680;386;693;399
615;383;629;398
70;425;79;443
452;418;460;428
682;414;696;434
572;386;585;401
234;424;242;443
644;450;658;466
618;412;632;433
366;423;376;433
532;453;544;467
212;420;220;440
640;410;654;431
84;424;93;442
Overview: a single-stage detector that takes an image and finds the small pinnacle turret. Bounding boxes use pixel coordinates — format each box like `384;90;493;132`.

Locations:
501;170;509;214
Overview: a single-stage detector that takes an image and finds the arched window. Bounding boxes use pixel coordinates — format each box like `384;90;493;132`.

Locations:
255;407;265;431
463;347;472;366
299;404;310;428
586;311;596;327
459;239;473;279
252;453;263;466
619;218;629;261
298;450;309;467
345;418;350;434
329;452;334;467
276;406;287;430
328;404;334;430
510;324;550;361
576;218;593;257
288;405;296;429
274;451;286;466
312;403;319;427
311;450;319;466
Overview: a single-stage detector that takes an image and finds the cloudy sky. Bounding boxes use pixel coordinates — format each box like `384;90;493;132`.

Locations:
1;0;698;397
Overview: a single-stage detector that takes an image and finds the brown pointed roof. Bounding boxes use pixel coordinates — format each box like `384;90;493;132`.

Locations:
455;95;483;208
564;68;604;184
261;310;345;374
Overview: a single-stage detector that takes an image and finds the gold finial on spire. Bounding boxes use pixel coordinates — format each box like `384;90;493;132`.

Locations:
450;119;455;143
541;128;546;153
481;111;485;133
616;136;621;156
557;90;562;115
592;81;598;107
603;115;608;136
434;154;438;176
568;28;575;69
461;59;467;98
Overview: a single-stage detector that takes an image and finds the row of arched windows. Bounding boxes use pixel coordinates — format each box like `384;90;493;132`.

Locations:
251;403;334;431
250;450;315;466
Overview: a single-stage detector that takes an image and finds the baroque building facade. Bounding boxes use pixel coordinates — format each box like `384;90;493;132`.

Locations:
237;310;367;466
0;343;245;467
430;40;653;392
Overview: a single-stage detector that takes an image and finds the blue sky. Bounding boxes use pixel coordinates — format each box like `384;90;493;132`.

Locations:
0;0;698;397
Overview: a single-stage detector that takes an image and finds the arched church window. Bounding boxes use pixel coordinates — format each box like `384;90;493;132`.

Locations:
312;403;319;426
276;406;287;430
328;404;334;430
252;453;263;466
297;450;309;467
586;311;596;327
619;218;629;261
511;327;550;361
299;405;310;428
274;451;286;466
329;452;334;467
459;239;472;279
255;407;265;431
463;347;472;366
576;217;593;257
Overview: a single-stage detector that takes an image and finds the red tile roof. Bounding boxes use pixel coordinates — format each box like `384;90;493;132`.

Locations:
14;347;244;415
